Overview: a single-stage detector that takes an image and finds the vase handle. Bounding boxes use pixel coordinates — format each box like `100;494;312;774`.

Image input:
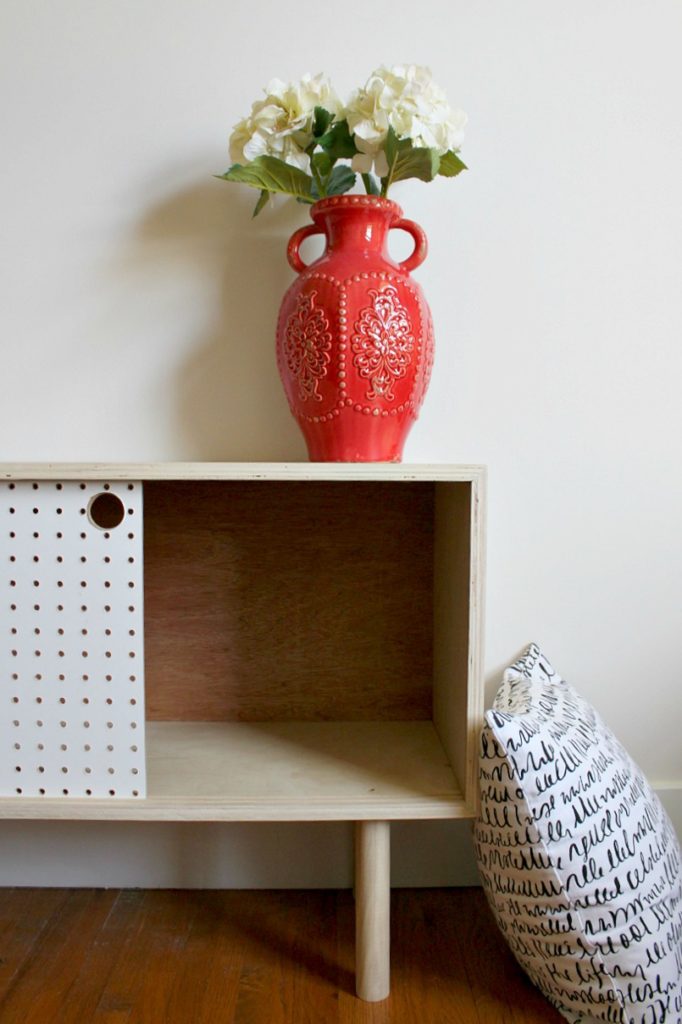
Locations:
287;224;325;273
392;218;428;272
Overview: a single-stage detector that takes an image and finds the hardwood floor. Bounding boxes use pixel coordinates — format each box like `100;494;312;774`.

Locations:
0;887;564;1023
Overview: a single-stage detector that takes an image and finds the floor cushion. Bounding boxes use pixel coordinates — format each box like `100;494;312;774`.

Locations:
474;643;682;1024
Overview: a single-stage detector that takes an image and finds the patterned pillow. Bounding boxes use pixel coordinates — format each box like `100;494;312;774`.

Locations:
474;644;682;1024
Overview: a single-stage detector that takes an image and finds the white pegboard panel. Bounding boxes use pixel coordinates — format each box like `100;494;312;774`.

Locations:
1;481;145;798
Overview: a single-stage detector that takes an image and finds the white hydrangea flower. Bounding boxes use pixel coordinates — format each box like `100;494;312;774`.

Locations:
345;64;467;177
229;73;341;172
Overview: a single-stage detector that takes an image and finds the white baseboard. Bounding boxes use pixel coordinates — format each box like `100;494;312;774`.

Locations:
0;819;480;889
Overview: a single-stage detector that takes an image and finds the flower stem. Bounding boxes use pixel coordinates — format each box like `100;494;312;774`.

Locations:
311;161;326;199
361;173;381;196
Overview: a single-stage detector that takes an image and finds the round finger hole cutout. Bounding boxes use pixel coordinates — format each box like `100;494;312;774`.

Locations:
87;492;125;530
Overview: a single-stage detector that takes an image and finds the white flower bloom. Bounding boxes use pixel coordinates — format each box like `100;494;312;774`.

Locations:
229;73;341;171
345;64;467;175
351;146;389;179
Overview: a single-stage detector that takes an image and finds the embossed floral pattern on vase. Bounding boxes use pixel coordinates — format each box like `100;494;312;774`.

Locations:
284;291;332;402
351;285;414;402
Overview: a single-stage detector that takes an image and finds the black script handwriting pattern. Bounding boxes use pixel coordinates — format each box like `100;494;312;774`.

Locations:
474;644;682;1024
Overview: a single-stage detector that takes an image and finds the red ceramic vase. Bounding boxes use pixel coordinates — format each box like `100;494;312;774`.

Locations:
276;195;435;462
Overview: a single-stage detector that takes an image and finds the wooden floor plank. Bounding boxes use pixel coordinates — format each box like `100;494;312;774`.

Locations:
0;888;70;1001
376;890;482;1024
233;891;343;1024
456;889;564;1024
162;891;244;1024
97;890;199;1024
87;889;158;1024
0;887;565;1023
0;889;118;1024
56;890;147;1024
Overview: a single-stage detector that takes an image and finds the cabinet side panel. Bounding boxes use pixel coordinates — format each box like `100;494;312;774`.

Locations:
433;480;484;813
143;481;434;722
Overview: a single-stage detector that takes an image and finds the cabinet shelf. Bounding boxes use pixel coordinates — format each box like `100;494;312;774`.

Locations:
0;720;466;821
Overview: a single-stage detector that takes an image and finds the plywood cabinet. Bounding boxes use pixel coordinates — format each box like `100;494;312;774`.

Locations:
0;462;486;999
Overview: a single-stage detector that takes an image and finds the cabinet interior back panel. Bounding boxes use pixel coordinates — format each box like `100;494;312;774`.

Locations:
144;481;436;721
1;481;146;798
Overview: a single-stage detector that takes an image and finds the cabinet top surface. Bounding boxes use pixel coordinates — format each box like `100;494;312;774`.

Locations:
0;462;486;482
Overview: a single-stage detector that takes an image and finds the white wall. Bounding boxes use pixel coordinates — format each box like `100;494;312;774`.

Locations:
1;0;680;886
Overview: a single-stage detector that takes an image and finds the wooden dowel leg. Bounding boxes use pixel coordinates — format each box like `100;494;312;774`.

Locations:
354;820;390;1002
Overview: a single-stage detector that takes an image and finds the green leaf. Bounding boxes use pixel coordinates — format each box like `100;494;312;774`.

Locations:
311;150;333;179
325;165;356;196
252;189;270;217
308;165;354;200
361;173;380;196
393;144;440;183
312;106;334;139
318;119;357;161
384;125;400;170
438;150;467;177
381;128;440;194
218;156;314;204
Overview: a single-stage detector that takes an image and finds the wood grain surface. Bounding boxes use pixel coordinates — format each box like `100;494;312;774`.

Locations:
144;481;438;722
0;887;564;1023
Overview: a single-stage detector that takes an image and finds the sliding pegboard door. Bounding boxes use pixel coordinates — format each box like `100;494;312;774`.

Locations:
1;481;145;798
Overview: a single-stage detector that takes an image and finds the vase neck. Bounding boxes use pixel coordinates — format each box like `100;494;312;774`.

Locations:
312;199;400;257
